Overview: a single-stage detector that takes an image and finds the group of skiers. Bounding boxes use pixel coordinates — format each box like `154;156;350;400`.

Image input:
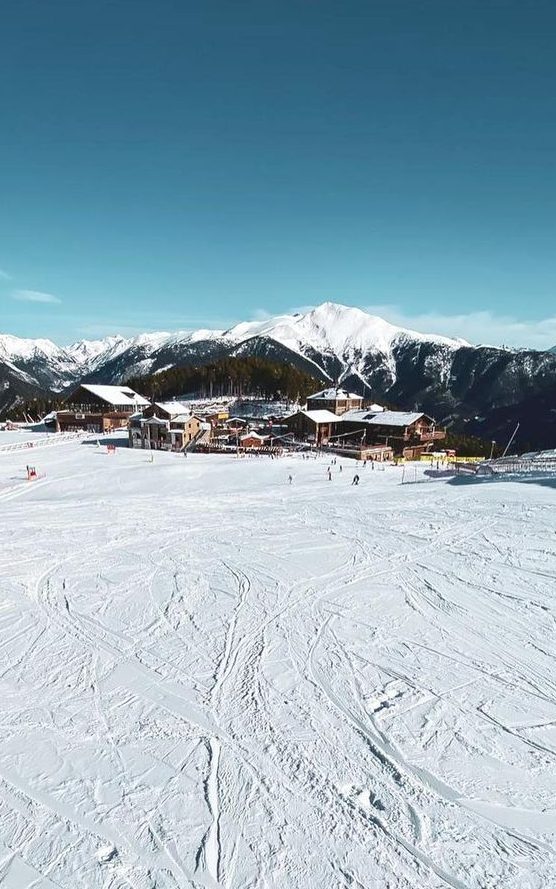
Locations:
326;457;362;485
285;452;381;486
288;460;363;486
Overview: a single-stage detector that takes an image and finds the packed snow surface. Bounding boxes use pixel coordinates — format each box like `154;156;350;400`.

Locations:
0;439;554;888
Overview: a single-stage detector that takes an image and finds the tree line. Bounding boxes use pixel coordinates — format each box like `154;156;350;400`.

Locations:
126;356;323;403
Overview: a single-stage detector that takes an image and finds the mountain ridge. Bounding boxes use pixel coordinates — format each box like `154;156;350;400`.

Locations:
0;301;472;380
1;302;555;448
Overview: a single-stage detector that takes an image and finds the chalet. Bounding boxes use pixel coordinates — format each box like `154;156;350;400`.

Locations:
129;401;210;451
56;384;150;433
306;387;363;416
283;409;338;444
239;432;270;449
337;409;445;457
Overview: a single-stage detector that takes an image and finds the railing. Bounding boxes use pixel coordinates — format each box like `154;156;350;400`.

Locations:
182;429;210;453
0;431;93;454
417;429;446;442
478;451;556;476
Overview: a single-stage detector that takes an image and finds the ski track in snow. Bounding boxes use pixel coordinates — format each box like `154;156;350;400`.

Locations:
0;436;554;888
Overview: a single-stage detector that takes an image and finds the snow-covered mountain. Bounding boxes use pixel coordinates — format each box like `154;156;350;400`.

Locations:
0;303;468;394
1;302;556;448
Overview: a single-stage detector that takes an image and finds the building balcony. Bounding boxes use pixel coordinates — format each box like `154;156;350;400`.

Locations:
417;428;446;442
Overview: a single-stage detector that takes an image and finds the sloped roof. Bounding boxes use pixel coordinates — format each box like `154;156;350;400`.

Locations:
240;432;268;441
141;415;168;426
285;409;339;424
154;401;190;416
170;413;194;423
79;384;150;407
340;408;383;423
308;387;362;400
365;411;428;427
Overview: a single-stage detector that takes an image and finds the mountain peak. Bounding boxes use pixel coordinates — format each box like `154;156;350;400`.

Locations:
290;302;468;354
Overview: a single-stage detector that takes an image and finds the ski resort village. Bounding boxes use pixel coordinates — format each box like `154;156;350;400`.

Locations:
0;367;555;889
40;382;448;463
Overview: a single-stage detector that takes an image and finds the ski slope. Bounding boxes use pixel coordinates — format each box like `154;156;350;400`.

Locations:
0;439;554;888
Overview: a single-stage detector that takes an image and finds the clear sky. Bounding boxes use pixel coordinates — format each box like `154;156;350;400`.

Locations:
1;0;555;348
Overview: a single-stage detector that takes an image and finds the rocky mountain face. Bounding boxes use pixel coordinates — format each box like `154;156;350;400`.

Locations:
1;303;555;448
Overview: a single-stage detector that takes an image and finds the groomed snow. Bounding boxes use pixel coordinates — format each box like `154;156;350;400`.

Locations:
0;439;554;888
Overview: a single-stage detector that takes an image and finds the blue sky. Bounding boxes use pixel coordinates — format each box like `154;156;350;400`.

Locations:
1;0;555;348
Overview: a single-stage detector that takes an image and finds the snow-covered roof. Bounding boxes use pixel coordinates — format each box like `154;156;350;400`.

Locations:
340;408;383;423
170;413;194;423
285;409;339;424
79;384;150;407
307;387;362;401
154;401;190;416
240;432;268;441
364;411;428;427
141;415;168;426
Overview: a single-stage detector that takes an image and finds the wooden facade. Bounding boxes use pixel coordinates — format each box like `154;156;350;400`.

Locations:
283;410;338;444
57;410;130;434
57;384;149;434
338;411;445;455
306;388;363;416
239;433;270;449
128;401;210;451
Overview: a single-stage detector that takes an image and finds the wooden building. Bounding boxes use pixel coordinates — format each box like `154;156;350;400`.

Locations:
283;409;339;444
239;432;270;449
129;401;210;451
195;408;230;427
57;384;149;433
337;409;445;457
306;387;363;416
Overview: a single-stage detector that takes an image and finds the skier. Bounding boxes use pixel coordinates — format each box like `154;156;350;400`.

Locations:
328;469;332;481
288;474;293;485
352;473;360;486
339;464;342;473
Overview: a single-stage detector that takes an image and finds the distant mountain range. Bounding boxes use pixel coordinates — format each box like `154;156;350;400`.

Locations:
1;302;555;448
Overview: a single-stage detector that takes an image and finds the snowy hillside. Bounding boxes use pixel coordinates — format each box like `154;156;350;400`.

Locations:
0;438;554;887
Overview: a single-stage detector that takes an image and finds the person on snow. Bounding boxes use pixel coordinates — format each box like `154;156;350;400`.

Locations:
288;474;293;485
352;473;360;486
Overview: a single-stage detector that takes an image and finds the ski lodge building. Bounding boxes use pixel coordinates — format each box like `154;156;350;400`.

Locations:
128;401;211;451
305;387;364;415
337;409;446;459
284;387;446;457
283;409;339;445
283;387;365;445
56;384;150;433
